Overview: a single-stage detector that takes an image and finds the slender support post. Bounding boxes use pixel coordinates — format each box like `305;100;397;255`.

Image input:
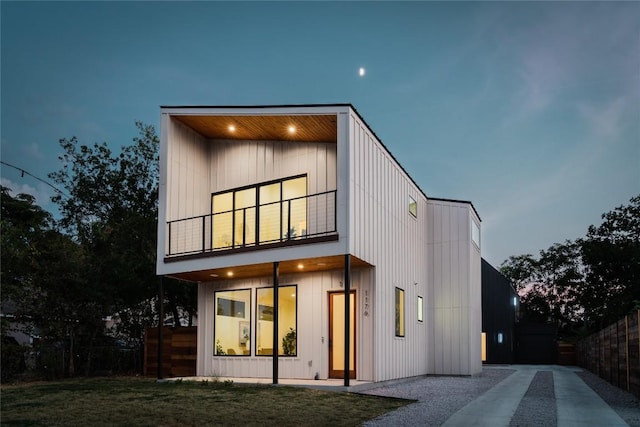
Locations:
344;254;351;387
157;277;164;380
287;201;292;240
272;261;279;384
242;208;247;246
201;216;206;252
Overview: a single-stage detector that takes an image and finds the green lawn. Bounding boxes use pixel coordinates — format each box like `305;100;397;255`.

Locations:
1;377;411;426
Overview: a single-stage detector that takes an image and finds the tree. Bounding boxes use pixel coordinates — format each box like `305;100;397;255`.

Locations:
501;242;584;333
502;194;640;336
49;123;196;349
579;195;640;328
1;187;102;377
0;186;54;325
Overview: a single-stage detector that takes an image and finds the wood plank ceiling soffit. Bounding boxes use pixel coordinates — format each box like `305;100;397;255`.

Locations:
174;114;337;143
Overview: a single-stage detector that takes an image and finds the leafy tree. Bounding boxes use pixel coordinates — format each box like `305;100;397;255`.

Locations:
502;194;640;336
579;195;640;328
1;187;102;377
0;186;54;329
49;123;196;349
501;242;584;333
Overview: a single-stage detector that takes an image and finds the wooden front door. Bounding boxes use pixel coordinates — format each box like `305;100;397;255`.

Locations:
328;291;356;379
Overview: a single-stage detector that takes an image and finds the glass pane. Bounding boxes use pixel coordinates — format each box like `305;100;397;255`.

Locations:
395;288;405;337
409;196;417;218
212;193;233;249
472;220;480;248
331;293;355;370
256;285;297;356
282;177;307;239
417;296;423;322
259;183;281;243
214;289;251;356
282;177;306;200
234;188;256;246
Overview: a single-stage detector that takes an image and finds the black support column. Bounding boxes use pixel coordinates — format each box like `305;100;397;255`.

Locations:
272;261;279;384
157;277;164;380
344;254;351;387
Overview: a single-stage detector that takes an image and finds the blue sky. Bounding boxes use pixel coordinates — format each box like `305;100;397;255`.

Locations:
1;1;638;267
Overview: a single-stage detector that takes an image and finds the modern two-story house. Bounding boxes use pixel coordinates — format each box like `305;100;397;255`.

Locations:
156;104;482;385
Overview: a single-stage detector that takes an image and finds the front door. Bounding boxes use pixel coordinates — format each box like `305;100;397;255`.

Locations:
328;291;356;379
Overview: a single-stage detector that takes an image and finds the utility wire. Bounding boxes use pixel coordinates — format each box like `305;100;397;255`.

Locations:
0;160;68;198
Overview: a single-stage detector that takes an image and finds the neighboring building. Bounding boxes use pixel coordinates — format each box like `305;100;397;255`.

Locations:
481;259;519;364
156;104;482;384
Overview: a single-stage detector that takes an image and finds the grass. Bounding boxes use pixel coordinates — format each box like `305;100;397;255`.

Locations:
1;377;411;426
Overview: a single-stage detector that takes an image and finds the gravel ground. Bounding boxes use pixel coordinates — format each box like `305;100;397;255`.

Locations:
361;368;514;426
577;370;640;427
361;367;640;427
509;370;556;427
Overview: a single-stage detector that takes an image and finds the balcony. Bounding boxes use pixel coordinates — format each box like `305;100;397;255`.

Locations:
166;190;337;259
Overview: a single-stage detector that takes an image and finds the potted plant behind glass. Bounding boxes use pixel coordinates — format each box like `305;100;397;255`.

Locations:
282;328;296;356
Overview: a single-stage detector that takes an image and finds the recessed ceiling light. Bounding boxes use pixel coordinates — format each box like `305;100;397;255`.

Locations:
227;271;234;277
228;125;236;132
210;273;219;278
297;263;304;269
288;125;296;134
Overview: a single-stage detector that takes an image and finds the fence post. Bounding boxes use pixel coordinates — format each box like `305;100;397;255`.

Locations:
626;315;630;392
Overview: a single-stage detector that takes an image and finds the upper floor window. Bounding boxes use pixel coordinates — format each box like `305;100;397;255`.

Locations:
409;196;417;218
471;219;480;249
211;175;307;249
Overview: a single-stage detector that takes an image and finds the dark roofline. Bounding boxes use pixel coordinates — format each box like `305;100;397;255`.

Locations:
427;197;482;222
481;258;518;295
160;103;354;109
160;103;481;221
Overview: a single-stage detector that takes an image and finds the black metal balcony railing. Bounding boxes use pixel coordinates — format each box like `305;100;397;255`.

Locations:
166;190;337;257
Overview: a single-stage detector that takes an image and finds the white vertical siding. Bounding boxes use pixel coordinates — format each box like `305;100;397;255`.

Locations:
348;112;429;382
426;199;482;375
166;118;210;222
197;268;374;380
207;140;336;195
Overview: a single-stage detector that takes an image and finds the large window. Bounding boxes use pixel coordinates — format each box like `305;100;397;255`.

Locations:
256;285;297;356
212;175;307;249
395;287;405;337
214;289;251;356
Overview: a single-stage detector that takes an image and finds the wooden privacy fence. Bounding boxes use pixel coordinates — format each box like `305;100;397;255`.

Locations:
576;310;640;398
144;326;197;378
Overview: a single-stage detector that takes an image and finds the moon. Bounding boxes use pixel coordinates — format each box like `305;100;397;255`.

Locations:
359;67;365;77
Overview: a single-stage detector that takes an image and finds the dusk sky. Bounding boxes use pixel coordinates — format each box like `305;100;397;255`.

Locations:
1;1;638;268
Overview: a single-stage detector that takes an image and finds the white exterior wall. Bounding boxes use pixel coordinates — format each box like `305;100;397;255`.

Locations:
157;107;347;277
157;117;211;261
348;112;429;382
196;268;374;380
208;140;336;195
426;199;482;375
158;105;482;382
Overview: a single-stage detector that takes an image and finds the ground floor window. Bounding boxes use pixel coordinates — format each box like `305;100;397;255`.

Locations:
395;287;405;337
256;285;297;356
214;289;251;356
